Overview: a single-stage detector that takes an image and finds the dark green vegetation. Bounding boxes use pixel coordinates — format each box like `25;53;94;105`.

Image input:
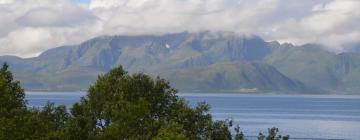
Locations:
2;31;359;94
0;63;288;140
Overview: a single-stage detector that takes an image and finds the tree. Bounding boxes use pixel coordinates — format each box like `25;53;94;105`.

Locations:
152;121;188;140
0;63;288;139
0;63;69;140
63;65;232;139
0;63;26;113
0;63;29;140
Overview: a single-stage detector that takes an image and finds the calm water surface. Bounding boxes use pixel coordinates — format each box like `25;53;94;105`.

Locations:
26;92;360;140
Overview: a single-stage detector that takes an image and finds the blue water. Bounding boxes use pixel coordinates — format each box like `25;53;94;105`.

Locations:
26;92;360;140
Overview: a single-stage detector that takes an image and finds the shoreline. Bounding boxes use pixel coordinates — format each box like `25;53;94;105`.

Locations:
25;91;360;97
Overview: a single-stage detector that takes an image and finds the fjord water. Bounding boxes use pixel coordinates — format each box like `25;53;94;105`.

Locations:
26;92;360;140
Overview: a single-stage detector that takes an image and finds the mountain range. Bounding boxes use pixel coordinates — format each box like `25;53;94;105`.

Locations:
1;31;360;94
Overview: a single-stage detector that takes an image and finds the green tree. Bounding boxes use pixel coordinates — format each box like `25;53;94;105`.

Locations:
64;65;232;139
152;121;188;140
0;63;29;140
0;63;69;140
0;63;289;140
0;63;25;113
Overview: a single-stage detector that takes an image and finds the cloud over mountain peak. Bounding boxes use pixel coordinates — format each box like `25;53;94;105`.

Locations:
0;0;359;57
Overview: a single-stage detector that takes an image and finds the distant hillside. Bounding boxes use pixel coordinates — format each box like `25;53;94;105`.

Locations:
266;44;360;94
1;31;359;94
160;62;306;93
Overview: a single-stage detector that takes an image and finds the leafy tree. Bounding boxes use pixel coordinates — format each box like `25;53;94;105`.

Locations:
0;63;69;140
152;121;188;140
0;63;289;140
0;63;25;113
65;65;232;139
0;63;29;140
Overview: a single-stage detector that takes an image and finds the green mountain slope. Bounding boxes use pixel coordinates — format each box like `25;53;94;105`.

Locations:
266;44;360;94
1;31;360;94
159;62;306;93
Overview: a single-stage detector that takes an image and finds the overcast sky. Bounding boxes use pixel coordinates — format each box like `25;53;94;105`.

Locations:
0;0;359;58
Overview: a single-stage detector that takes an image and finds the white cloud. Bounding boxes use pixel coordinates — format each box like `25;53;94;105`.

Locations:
0;0;359;58
90;0;280;35
0;27;52;57
0;0;13;4
17;6;96;27
267;0;360;51
0;0;99;57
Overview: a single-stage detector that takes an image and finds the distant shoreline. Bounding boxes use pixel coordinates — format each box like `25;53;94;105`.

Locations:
25;90;360;96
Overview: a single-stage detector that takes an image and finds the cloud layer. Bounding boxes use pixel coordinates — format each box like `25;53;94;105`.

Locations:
0;0;359;57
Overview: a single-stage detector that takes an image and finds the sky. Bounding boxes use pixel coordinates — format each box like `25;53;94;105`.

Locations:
0;0;359;58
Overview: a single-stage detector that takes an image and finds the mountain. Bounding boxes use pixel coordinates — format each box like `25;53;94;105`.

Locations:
160;62;305;93
265;43;360;94
0;31;359;94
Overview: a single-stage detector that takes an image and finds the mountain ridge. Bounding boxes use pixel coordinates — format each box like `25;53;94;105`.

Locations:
1;31;359;94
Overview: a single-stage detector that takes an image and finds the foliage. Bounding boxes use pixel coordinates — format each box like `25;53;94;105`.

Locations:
0;63;25;112
234;125;245;140
62;65;233;139
258;127;289;140
0;63;69;140
152;121;188;140
0;63;289;140
0;63;28;140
